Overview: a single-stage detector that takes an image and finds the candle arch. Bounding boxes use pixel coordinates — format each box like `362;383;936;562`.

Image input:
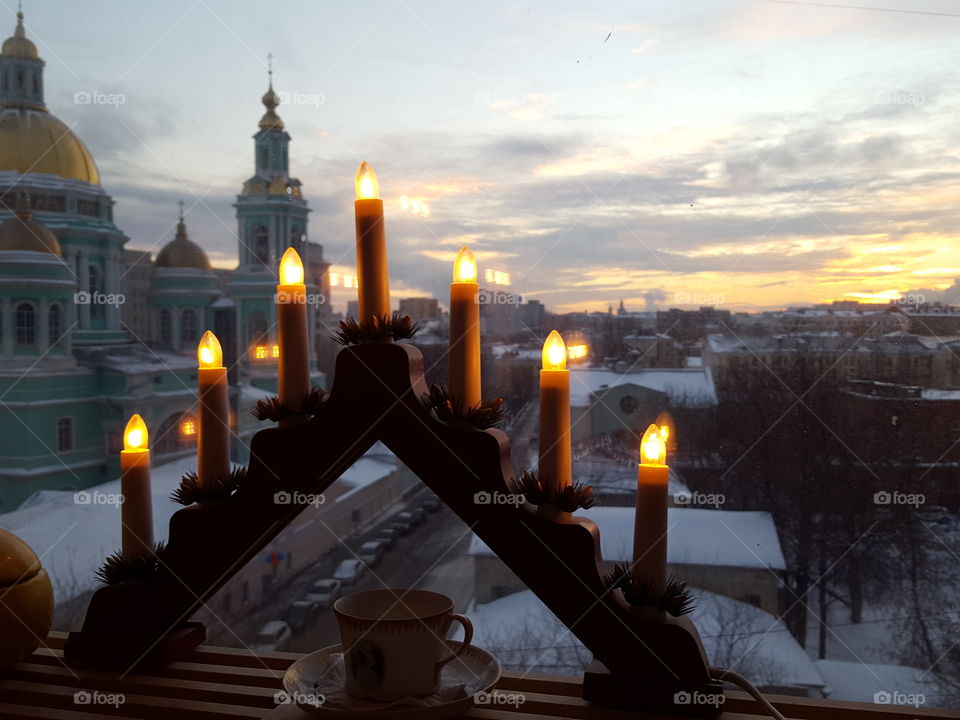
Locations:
67;340;721;713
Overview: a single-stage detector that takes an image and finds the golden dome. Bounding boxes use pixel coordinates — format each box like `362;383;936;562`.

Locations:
155;213;211;270
0;107;100;184
259;80;284;131
0;193;61;254
2;12;37;59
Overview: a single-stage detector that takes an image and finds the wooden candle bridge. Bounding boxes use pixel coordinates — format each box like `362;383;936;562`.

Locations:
66;341;724;715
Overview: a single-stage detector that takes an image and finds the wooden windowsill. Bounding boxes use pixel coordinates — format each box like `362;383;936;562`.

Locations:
1;633;957;719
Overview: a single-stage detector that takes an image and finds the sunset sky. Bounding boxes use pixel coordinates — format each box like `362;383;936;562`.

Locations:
16;0;960;313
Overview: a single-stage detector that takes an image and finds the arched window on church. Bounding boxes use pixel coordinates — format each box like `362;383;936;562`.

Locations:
290;226;302;251
259;148;269;171
16;303;35;347
180;308;197;345
88;264;104;319
15;69;23;91
48;304;62;348
253;225;269;267
159;308;172;344
32;71;38;95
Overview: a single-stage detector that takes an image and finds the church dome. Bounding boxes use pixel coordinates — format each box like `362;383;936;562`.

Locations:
0;193;61;254
0;108;100;184
2;12;37;58
0;11;100;184
155;213;211;270
259;75;284;131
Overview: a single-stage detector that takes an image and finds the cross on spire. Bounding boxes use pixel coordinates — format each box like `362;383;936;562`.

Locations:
267;53;273;87
178;199;184;221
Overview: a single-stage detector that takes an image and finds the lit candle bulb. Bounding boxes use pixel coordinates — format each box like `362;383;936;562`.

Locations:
197;330;230;488
277;247;310;415
120;414;153;559
633;423;669;597
449;246;481;409
539;330;572;496
354;162;391;323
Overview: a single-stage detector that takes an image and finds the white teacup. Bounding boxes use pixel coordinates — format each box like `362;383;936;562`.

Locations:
334;588;474;702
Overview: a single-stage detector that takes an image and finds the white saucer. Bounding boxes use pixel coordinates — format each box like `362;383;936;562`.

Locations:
280;641;502;719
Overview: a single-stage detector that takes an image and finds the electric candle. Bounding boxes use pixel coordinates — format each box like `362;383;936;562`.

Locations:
277;247;310;414
197;331;230;487
632;423;669;597
120;414;153;559
539;330;572;495
354;162;391;322
449;246;481;409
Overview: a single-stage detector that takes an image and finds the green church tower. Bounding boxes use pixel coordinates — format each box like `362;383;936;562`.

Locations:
230;64;313;387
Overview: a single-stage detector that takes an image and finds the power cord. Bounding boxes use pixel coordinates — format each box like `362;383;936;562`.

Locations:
709;666;788;720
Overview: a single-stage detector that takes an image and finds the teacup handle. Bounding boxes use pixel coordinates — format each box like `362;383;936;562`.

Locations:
437;614;474;672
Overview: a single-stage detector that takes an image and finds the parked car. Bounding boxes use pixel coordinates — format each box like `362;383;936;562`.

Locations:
410;507;427;526
358;540;385;567
285;600;318;634
250;620;292;652
376;527;398;548
422;498;441;512
305;578;342;609
396;511;421;528
392;516;414;536
333;558;366;586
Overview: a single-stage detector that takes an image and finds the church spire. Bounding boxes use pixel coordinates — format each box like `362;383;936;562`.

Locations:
259;53;284;131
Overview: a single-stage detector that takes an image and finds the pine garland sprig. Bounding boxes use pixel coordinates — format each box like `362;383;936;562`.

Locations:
510;469;596;512
251;387;327;422
605;563;696;617
333;313;419;345
421;384;506;430
95;542;166;585
170;465;247;506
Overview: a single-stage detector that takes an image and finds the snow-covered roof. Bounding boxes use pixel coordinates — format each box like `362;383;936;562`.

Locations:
815;660;940;706
0;448;398;605
569;368;717;408
465;589;823;689
0;455;197;604
469;506;786;571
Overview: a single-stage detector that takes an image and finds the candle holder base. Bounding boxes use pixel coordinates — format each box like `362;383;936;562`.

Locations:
64;621;205;669
583;661;725;716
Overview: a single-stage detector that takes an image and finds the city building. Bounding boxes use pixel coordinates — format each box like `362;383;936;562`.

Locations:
398;296;440;323
0;10;325;511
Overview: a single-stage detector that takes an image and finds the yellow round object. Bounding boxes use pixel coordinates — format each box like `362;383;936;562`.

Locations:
0;107;100;185
0;529;54;670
